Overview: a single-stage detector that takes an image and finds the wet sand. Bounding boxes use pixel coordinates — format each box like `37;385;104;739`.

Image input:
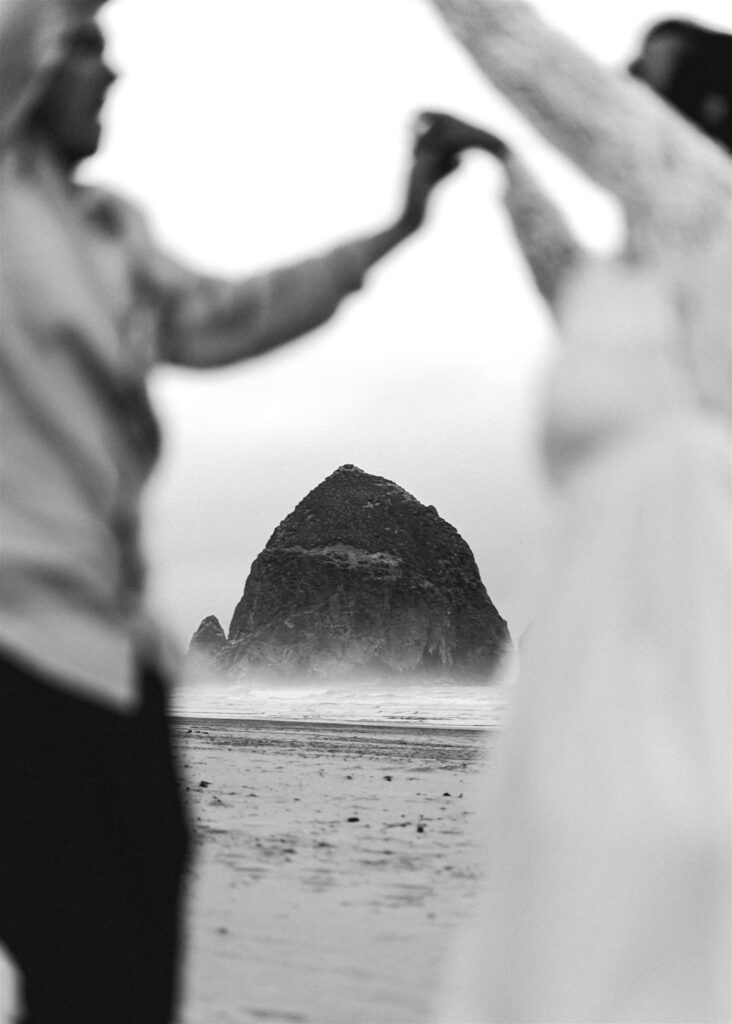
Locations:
174;718;496;1024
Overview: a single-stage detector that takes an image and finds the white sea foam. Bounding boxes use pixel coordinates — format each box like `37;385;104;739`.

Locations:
170;674;511;729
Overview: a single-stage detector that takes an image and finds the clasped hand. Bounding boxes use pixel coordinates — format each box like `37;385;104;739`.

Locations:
401;110;509;230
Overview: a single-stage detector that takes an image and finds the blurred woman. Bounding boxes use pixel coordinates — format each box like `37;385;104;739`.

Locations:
419;3;731;1020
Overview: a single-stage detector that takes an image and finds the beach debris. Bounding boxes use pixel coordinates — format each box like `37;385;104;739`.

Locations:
347;816;360;823
248;1009;307;1024
198;780;211;788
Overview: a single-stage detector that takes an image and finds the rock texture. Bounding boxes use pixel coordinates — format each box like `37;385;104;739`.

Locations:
204;465;509;681
188;614;227;664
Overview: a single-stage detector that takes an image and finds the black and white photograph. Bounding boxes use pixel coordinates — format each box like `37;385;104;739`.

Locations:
0;1;730;1021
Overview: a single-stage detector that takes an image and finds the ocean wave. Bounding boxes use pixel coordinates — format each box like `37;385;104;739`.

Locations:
170;677;509;729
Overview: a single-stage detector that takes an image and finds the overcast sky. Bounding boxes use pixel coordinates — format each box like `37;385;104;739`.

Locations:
86;0;731;647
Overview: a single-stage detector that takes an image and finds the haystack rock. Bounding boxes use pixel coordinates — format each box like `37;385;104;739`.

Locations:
217;465;510;680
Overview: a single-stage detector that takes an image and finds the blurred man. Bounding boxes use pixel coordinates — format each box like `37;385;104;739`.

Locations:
0;2;456;1020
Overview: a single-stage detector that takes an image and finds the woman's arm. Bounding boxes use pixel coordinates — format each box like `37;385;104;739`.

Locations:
428;0;731;262
501;152;582;308
416;110;583;310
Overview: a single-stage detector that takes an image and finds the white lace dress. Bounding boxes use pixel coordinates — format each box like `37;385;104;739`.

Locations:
429;3;731;1021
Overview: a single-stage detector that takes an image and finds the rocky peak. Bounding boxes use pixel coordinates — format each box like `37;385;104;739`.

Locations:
220;465;510;680
188;614;226;657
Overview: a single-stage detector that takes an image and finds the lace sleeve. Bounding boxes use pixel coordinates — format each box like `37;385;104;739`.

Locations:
430;0;732;417
429;0;731;262
501;153;582;308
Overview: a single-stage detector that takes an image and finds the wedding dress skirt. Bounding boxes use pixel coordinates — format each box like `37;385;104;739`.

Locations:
437;264;731;1023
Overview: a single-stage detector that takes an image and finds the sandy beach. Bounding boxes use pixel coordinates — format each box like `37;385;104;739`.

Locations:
175;717;496;1024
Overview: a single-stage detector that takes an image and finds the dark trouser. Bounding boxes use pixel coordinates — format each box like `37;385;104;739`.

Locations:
0;653;190;1024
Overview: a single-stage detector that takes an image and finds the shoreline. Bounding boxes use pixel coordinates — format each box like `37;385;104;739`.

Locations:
170;714;490;735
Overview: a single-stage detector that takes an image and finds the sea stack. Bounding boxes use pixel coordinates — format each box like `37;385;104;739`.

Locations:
188;614;227;668
208;465;510;680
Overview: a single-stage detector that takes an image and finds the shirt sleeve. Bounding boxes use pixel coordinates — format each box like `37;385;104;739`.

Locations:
105;193;373;368
149;241;372;368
